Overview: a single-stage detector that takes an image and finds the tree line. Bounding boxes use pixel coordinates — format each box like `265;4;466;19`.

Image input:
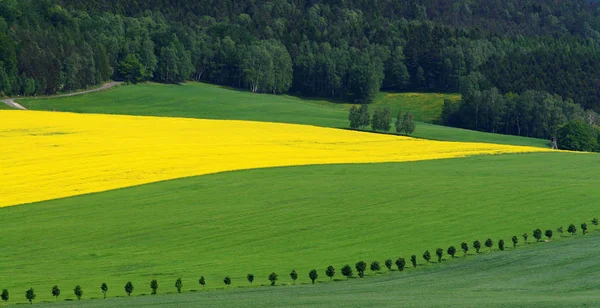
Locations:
1;0;600;109
3;217;598;304
440;72;600;151
349;105;416;135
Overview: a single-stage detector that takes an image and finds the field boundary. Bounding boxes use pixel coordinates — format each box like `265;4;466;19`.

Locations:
1;81;122;110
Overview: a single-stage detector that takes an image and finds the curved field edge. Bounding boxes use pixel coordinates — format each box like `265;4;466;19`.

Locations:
37;233;600;307
15;82;549;148
0;152;598;303
0;110;550;208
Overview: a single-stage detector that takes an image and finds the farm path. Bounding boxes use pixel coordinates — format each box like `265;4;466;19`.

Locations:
1;81;122;110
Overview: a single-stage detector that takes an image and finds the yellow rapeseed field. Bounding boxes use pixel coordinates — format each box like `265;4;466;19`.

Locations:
0;110;551;207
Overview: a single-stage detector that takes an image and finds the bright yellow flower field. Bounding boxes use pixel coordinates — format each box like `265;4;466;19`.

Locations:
0;110;551;207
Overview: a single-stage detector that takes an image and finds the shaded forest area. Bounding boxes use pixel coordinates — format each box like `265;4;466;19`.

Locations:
1;0;600;140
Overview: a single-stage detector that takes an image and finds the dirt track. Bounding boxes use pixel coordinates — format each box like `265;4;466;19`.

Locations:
1;81;122;110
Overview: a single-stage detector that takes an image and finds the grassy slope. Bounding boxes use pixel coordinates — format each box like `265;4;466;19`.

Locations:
1;152;599;303
374;91;460;122
40;232;600;307
17;82;548;147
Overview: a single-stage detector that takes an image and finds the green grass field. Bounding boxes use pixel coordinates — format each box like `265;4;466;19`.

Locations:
38;231;600;307
373;91;460;123
1;152;599;304
17;82;548;147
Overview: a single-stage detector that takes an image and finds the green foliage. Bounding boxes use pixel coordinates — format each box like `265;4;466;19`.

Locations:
100;283;108;299
523;233;528;243
175;278;183;293
199;276;206;289
557;121;599;152
223;276;231;287
52;285;60;299
384;259;393;271
246;274;254;285
371;107;392;132
461;242;469;256
557;227;564;235
498;240;505;251
568;224;577;236
73;285;83;300
533;229;542;242
370;261;381;273
268;272;278;286
545;230;553;240
118;54;145;83
341;265;353;279
150;280;158;295
511;236;518;248
309;269;318;284
124;281;134;296
396;112;416;135
592;218;599;227
435;248;443;263
410;255;417;268
423;250;431;263
484;238;494;252
1;289;8;302
447;246;456;258
326;266;335;281
473;240;481;253
355;261;367;278
289;270;298;284
581;223;588;235
395;258;406;271
25;288;35;304
242;41;292;94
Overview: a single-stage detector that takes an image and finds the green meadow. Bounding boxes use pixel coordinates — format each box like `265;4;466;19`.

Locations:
17;82;547;147
39;231;600;307
1;153;599;303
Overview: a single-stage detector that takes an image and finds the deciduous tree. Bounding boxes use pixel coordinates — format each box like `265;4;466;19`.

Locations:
268;272;278;286
125;282;134;296
25;288;35;304
447;246;457;258
51;285;60;300
473;240;481;254
341;265;353;279
326;266;336;281
309;269;318;284
461;242;469;256
247;274;254;285
150;280;158;295
73;285;83;300
175;278;183;293
101;283;108;299
290;270;298;284
356;261;367;278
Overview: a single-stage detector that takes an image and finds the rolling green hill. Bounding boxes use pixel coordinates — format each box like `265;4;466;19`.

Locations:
38;231;600;307
1;152;598;303
17;82;548;148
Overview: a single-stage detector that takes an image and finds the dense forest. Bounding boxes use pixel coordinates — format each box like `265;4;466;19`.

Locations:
1;0;600;140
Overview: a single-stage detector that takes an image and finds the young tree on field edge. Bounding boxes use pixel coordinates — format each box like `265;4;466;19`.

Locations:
545;229;553;241
25;288;35;304
199;276;206;290
512;236;518;248
410;255;417;267
175;278;183;293
1;289;8;303
435;248;444;263
384;259;393;271
125;282;134;296
485;238;494;251
447;246;457;258
370;261;381;274
51;285;60;300
581;223;588;235
223;276;231;287
356;261;367;278
101;283;108;299
423;250;431;263
326;266;336;281
568;224;577;236
341;265;353;279
395;258;406;271
150;280;158;295
73;285;83;300
309;269;318;284
533;228;542;242
473;240;481;254
498;239;505;251
268;272;278;286
290;270;298;284
461;242;469;256
247;274;254;286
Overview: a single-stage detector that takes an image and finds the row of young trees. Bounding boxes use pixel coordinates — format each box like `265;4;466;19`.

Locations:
349;105;416;135
2;0;600;108
4;217;597;304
